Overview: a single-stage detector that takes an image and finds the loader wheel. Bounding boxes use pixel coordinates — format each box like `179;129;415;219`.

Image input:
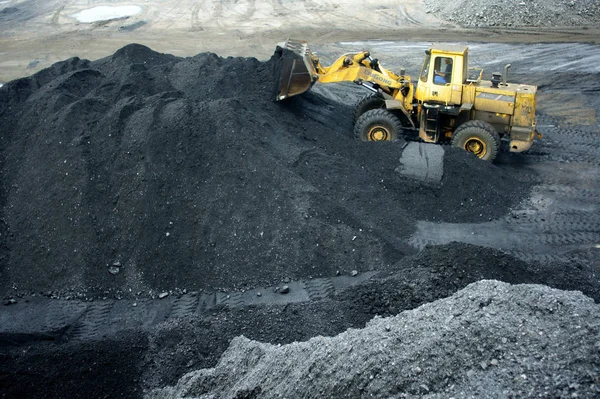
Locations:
353;93;385;124
354;109;402;141
451;120;500;161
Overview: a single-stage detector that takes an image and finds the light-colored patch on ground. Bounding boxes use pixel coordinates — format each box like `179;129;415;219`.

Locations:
396;142;444;184
71;5;142;23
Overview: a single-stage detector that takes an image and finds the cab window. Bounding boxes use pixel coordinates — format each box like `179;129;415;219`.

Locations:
434;57;453;85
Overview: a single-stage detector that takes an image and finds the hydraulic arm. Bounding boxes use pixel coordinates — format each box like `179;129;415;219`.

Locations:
275;40;412;109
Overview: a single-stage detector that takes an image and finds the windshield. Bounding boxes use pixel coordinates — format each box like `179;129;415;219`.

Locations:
420;53;431;83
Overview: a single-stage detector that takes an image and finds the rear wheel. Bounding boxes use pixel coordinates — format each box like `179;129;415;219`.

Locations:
354;109;402;141
451;120;500;161
353;93;385;124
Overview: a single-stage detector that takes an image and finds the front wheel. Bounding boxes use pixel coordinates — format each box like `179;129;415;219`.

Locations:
353;93;385;124
354;109;402;141
451;120;500;161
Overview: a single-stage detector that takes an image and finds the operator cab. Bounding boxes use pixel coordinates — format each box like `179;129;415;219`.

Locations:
416;44;468;106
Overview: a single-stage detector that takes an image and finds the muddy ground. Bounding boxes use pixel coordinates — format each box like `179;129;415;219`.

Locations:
0;1;599;398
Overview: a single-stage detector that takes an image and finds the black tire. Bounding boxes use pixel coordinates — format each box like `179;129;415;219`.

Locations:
353;93;385;124
451;120;500;161
354;109;402;141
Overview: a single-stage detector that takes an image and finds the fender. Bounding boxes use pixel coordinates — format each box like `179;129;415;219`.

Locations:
384;99;415;128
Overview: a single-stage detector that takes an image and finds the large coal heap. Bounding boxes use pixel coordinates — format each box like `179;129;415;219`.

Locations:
0;44;530;298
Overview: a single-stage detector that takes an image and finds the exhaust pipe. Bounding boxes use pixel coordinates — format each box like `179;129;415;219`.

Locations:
502;64;511;86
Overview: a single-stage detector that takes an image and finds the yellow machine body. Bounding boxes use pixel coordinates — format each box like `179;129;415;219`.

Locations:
414;45;537;152
275;40;539;158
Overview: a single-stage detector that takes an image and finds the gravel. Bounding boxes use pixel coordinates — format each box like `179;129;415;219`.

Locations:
425;0;600;28
147;280;600;399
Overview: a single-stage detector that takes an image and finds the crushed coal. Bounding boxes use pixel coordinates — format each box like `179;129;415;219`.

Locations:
3;242;597;399
0;44;532;299
338;242;600;320
147;280;600;399
0;332;147;399
138;242;600;391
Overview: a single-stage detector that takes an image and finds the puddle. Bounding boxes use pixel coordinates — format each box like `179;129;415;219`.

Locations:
71;5;142;23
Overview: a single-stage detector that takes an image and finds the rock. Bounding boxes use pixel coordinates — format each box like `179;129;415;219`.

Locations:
158;292;169;299
351;270;358;277
280;285;290;294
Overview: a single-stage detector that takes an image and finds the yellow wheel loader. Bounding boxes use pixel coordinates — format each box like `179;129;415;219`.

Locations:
275;40;540;162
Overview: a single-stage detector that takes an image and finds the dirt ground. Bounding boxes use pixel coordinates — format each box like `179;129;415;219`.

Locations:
0;1;599;398
1;0;600;84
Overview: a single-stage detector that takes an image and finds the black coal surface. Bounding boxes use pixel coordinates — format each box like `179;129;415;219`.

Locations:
0;44;531;300
3;243;597;399
1;333;147;399
142;241;600;389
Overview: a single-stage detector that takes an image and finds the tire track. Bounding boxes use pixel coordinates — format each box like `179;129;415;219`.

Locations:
304;278;335;300
1;272;377;342
51;6;64;26
190;3;203;31
504;214;600;233
150;0;186;30
170;293;200;319
66;301;114;340
197;293;217;312
218;291;245;307
42;300;88;334
397;5;421;26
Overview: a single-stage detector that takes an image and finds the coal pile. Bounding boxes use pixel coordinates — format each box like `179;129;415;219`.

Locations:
148;280;600;399
338;242;600;320
0;44;530;300
137;242;600;392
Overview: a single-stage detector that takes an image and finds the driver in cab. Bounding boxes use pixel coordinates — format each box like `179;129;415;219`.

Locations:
434;58;452;84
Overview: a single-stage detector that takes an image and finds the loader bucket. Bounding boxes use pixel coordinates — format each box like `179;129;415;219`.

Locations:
274;40;318;101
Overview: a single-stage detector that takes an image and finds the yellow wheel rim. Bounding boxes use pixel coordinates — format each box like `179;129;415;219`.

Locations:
367;125;390;141
464;137;487;157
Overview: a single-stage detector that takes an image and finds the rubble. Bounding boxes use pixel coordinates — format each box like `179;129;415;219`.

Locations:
425;0;600;27
148;281;600;399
